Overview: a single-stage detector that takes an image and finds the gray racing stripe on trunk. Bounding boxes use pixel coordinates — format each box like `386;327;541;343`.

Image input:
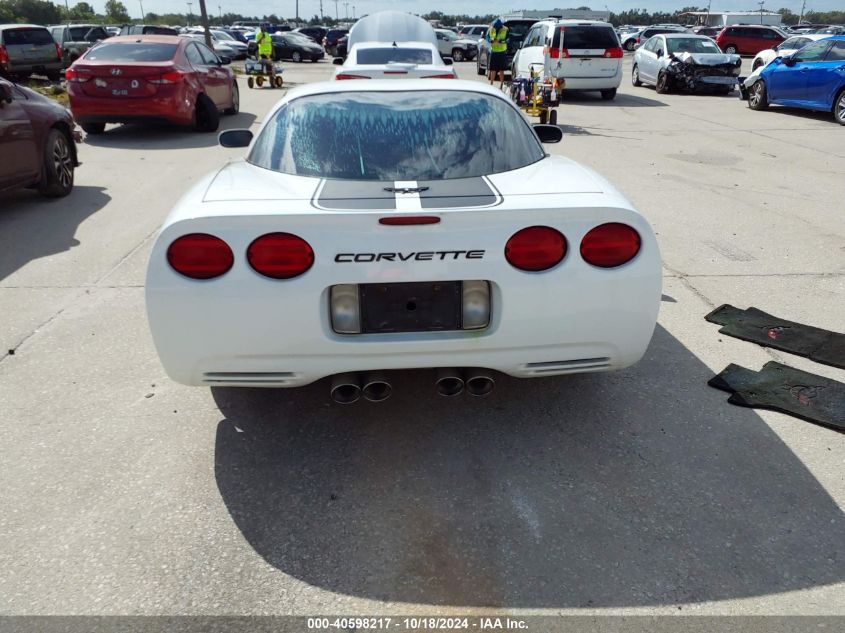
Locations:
312;177;501;210
417;177;501;209
313;179;396;210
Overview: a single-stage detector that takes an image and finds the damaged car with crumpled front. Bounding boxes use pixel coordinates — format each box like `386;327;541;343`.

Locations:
632;34;742;94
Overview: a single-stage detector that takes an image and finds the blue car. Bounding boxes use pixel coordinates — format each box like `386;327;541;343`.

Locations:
744;35;845;125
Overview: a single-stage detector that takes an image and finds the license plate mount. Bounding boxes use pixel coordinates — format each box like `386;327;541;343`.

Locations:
359;281;462;334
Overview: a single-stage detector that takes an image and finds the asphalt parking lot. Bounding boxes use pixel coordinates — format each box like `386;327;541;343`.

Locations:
1;55;843;616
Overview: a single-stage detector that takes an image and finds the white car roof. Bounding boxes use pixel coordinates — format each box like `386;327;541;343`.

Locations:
537;19;615;27
348;11;437;49
784;33;829;41
352;41;438;50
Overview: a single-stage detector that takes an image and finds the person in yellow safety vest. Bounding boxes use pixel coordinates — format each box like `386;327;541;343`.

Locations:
487;18;509;89
255;23;276;85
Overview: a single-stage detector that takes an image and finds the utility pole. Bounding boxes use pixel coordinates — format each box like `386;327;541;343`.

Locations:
799;0;806;23
758;1;765;25
344;2;349;21
219;4;223;25
352;6;355;19
198;0;212;48
334;0;339;21
319;0;324;21
139;1;145;21
186;2;192;26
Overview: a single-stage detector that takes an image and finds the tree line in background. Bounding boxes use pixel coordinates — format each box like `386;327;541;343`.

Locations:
0;1;843;27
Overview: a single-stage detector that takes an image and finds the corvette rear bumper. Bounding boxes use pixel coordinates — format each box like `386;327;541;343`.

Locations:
147;261;661;387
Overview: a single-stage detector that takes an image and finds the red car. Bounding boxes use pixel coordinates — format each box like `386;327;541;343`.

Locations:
0;77;80;197
67;35;238;134
715;24;786;56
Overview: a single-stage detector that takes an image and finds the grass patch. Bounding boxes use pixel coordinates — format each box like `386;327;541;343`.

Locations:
25;79;69;106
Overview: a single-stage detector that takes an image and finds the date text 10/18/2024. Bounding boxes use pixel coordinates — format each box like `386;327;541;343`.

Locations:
307;617;529;630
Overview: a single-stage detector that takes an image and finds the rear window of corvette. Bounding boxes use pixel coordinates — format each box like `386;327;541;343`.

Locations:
249;91;545;181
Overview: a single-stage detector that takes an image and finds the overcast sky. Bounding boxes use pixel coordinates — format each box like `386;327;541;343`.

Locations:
78;1;841;19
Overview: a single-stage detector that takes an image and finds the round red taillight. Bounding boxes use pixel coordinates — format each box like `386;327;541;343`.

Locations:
505;226;567;272
247;232;314;279
580;223;641;268
167;233;233;279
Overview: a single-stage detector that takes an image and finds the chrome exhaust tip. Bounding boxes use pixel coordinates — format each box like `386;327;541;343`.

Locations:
362;373;392;402
465;369;494;397
330;373;362;404
435;368;465;397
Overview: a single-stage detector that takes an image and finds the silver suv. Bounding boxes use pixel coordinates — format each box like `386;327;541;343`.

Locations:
0;24;63;80
434;29;478;62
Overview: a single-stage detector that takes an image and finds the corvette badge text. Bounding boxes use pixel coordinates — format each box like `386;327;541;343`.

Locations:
335;250;486;262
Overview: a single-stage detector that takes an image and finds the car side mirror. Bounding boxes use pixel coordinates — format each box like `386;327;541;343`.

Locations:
782;55;796;66
0;83;12;104
332;57;344;65
443;56;453;65
218;129;253;147
771;43;779;51
534;124;563;143
656;48;664;58
219;56;231;65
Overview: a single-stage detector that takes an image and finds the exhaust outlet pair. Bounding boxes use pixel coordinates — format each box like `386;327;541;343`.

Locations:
435;368;494;397
330;372;391;404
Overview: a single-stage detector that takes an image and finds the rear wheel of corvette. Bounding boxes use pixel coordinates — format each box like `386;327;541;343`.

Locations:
224;81;239;115
834;89;845;126
632;64;642;87
81;122;105;135
748;80;769;111
193;93;220;132
656;71;670;94
37;129;74;198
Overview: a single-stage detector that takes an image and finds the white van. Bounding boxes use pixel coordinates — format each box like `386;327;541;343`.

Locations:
512;20;623;100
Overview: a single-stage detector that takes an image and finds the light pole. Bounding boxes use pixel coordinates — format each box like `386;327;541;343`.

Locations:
139;0;145;21
334;0;339;21
352;6;355;19
219;5;222;25
758;1;765;24
799;0;806;23
344;2;349;21
186;2;193;27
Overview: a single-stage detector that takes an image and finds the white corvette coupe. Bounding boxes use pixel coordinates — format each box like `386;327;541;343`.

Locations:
146;80;661;401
